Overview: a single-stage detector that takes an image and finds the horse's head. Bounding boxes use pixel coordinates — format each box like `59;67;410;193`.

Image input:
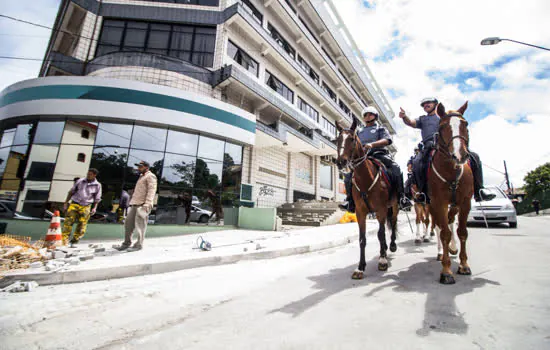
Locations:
335;118;361;170
435;101;470;167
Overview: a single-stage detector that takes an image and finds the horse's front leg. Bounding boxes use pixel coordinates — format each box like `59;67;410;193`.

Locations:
377;210;389;271
352;205;368;280
457;200;472;275
433;202;455;284
448;206;459;255
422;206;430;242
389;203;398;253
414;204;423;245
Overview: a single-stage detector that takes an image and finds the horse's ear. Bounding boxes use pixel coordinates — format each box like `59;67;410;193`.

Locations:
350;118;358;132
335;120;343;132
457;101;468;116
436;103;446;117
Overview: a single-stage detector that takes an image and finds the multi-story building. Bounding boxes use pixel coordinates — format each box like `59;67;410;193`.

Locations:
0;0;395;223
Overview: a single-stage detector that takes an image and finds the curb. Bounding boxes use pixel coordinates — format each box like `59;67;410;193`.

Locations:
0;235;357;287
0;223;407;287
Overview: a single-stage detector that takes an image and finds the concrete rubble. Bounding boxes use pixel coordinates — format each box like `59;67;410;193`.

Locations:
1;280;39;293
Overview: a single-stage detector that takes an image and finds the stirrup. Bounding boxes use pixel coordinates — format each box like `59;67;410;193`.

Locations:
476;189;496;202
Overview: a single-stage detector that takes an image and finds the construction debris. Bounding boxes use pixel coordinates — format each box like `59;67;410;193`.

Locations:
1;281;39;293
1;235;47;272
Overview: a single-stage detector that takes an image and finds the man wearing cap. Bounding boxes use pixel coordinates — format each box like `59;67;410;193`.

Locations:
62;168;102;247
115;161;157;251
339;106;405;212
399;97;493;202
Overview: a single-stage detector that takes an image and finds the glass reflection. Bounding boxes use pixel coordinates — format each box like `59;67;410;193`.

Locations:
194;158;222;194
53;145;94;181
162;153;195;188
34;121;65;144
131;125;167;152
24;145;57;181
0;147;11;178
95;123;133;148
224;142;243;165
91;147;130;183
13;124;34;146
166;130;199;156
60;121;98;145
0;129;15;148
197;136;224;161
125;149;164;185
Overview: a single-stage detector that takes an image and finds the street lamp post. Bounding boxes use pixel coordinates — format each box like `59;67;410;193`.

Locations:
480;37;550;51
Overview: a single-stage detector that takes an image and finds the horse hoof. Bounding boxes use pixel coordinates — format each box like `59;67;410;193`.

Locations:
415;239;422;245
390;242;397;252
439;273;456;285
449;248;458;256
423;237;430;243
351;270;364;280
436;254;442;261
378;263;388;271
457;266;472;275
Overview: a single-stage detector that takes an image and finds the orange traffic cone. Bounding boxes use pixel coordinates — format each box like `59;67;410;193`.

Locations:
45;210;63;248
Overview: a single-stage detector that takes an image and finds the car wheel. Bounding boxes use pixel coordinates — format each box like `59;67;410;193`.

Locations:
199;214;209;223
509;222;517;229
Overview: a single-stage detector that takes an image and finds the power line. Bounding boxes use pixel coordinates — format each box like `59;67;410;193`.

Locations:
483;162;505;175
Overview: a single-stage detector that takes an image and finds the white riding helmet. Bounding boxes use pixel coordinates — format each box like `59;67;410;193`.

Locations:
362;106;379;117
420;97;438;107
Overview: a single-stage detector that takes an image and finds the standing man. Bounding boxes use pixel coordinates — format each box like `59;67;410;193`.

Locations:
115;161;157;251
62;168;102;247
532;199;541;215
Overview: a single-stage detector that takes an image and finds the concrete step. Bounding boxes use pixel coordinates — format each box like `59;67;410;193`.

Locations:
282;220;322;227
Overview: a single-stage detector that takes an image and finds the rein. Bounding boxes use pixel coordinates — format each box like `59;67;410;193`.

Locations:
431;112;469;207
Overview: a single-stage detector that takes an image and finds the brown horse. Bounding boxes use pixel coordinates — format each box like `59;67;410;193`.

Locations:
410;183;433;244
336;119;399;279
428;102;474;285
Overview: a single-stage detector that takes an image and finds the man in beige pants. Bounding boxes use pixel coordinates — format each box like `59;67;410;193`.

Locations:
115;161;157;251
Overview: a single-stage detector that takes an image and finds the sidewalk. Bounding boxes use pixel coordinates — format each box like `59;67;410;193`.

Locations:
1;216;410;287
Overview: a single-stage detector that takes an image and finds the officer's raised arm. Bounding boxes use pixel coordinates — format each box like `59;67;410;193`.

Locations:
399;107;417;128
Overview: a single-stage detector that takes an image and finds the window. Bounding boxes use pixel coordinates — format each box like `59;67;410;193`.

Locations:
297;55;319;84
227;40;259;76
27;161;56;181
339;99;351;116
265;71;294;103
34;121;65;144
81;129;90;139
130;125;167;152
165;130;199;156
132;0;219;5
95;123;133;148
284;0;297;13
96;20;216;67
322;117;336;137
338;69;350;85
241;0;263;25
322;47;335;66
299;17;319;43
322;82;337;102
320;163;333;190
197;136;225;161
77;153;86;162
267;23;295;59
298;97;319;122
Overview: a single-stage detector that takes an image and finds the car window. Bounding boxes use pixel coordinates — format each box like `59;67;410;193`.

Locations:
486;187;506;199
0;201;16;212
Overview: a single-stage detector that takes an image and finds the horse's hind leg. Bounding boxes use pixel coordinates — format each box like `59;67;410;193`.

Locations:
457;201;472;275
433;204;455;284
422;206;430;243
414;204;423;245
377;211;389;271
448;206;459;255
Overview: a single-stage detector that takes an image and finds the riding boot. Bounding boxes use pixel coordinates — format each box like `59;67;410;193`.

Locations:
339;172;356;213
469;151;496;202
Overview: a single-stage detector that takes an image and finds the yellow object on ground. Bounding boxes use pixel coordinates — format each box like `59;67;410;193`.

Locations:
339;212;357;223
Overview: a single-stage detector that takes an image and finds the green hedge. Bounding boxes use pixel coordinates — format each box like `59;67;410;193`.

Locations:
516;191;549;215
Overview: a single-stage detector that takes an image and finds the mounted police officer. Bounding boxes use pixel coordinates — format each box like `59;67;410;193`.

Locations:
399;97;494;202
339;106;406;212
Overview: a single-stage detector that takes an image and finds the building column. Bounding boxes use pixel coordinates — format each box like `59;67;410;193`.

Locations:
287;152;295;203
314;155;321;200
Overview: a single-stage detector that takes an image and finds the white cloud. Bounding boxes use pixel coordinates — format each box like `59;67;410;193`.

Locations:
335;0;550;188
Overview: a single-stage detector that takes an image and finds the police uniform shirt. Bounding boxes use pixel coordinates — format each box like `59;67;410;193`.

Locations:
357;124;393;146
414;114;440;142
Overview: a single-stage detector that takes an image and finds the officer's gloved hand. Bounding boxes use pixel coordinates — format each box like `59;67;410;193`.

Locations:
418;142;424;151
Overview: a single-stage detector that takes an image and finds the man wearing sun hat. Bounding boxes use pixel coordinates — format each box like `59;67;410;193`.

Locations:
115;160;157;251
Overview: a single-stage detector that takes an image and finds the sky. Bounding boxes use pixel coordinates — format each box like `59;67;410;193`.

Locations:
1;0;550;189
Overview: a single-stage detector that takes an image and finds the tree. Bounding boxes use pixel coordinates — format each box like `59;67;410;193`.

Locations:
523;162;550;196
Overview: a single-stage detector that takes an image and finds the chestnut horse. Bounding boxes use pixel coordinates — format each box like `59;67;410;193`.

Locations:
336;119;399;279
410;183;434;244
428;102;474;284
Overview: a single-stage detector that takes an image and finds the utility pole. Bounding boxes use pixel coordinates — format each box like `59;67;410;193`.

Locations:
504;160;511;194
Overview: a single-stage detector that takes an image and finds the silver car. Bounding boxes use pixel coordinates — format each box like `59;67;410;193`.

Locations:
467;186;517;228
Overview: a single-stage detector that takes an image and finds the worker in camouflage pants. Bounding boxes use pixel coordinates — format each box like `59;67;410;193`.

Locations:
62;169;102;247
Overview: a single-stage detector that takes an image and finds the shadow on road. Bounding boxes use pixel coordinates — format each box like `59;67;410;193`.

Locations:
364;258;500;337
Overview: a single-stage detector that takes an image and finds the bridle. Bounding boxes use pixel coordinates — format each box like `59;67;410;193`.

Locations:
434;112;470;162
338;129;368;170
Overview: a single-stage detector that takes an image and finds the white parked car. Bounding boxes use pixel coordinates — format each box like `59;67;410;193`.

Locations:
467;186;517;228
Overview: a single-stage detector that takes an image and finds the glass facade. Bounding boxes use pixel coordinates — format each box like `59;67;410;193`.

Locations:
0;119;243;225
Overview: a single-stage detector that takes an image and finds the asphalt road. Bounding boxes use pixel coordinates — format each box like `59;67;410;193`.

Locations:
2;216;549;350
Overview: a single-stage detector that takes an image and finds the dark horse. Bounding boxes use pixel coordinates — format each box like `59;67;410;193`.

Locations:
336;119;399;279
428;102;474;284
